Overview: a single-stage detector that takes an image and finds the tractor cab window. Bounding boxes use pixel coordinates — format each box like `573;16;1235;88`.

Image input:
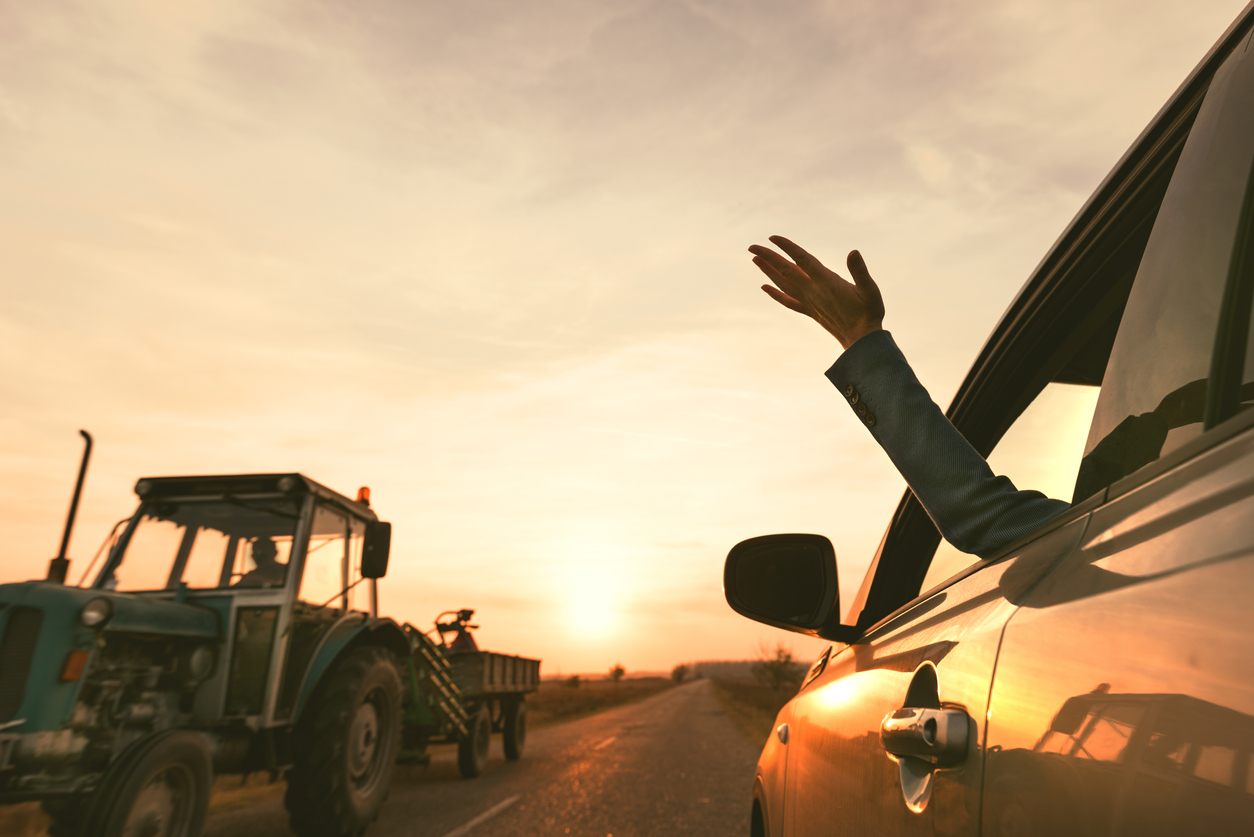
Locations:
103;498;299;592
346;517;367;613
298;506;368;613
299;504;349;611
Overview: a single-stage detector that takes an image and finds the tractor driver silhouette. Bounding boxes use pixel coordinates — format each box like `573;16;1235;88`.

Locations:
235;537;287;588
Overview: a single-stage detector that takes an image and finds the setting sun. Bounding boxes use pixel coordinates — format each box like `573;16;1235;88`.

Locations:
557;546;630;637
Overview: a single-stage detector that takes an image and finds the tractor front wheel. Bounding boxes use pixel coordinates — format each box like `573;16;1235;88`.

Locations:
285;645;403;837
75;731;213;837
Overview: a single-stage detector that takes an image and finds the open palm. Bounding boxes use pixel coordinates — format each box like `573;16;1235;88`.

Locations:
749;236;885;350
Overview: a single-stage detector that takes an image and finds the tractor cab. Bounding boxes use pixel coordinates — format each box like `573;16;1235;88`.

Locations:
87;473;393;725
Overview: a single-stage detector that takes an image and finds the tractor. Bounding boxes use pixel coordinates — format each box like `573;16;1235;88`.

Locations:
0;434;539;836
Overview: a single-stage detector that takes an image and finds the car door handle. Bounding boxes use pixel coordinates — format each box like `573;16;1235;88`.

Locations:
879;707;969;767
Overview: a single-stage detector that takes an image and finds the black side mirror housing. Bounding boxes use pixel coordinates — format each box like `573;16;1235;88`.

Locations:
724;533;859;642
362;522;392;579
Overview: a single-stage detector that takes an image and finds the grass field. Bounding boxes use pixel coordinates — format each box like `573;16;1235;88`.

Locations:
709;678;798;747
0;677;679;836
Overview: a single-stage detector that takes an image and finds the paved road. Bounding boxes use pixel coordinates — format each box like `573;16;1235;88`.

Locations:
204;679;761;837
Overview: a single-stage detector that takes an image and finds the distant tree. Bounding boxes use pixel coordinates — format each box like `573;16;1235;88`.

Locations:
563;675;581;689
671;664;689;683
608;664;626;684
753;643;804;709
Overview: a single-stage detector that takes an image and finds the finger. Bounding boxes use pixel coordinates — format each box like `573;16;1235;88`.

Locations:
749;245;809;283
761;284;806;314
752;254;805;294
769;236;833;281
846;250;884;314
752;257;792;293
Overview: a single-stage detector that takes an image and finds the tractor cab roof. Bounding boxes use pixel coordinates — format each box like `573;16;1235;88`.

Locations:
132;472;378;523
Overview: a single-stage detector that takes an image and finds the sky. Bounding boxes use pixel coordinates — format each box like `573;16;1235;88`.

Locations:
2;0;1249;674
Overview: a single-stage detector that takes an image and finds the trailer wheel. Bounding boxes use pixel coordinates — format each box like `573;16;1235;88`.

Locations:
76;731;213;837
458;704;492;778
503;698;527;761
285;645;403;837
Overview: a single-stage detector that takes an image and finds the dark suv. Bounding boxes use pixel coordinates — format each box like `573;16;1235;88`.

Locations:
723;5;1254;836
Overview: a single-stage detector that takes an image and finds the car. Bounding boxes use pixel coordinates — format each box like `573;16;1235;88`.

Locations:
723;5;1254;836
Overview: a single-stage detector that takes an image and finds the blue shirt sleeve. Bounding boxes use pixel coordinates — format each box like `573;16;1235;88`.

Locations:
826;330;1070;559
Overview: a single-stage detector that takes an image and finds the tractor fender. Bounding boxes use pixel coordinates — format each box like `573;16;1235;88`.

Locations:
292;614;409;723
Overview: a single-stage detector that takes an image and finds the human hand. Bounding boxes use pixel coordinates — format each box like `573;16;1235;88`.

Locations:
749;236;885;350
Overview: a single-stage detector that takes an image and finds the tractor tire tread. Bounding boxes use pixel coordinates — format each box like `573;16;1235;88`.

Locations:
285;645;401;837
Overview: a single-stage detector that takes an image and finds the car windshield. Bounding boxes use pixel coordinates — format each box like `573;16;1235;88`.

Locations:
100;498;301;592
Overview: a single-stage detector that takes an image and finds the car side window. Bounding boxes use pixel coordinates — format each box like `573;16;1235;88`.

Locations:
1077;35;1254;501
920;382;1100;591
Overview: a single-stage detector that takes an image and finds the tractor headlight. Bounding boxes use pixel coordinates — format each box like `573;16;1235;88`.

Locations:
187;645;215;682
80;597;113;628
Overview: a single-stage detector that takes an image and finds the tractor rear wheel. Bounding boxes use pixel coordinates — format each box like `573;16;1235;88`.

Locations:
502;698;527;761
285;645;402;837
457;705;491;778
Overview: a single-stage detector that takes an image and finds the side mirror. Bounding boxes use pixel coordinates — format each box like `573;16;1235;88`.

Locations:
724;534;856;641
362;522;392;579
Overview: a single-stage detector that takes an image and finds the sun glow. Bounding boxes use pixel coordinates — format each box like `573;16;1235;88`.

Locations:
570;590;615;634
556;542;632;639
564;564;619;635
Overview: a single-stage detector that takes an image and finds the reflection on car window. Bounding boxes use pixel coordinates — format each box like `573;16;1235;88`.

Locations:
1194;744;1238;785
1074;704;1145;763
1035;699;1146;764
918;382;1099;592
1144;730;1192;773
1078;42;1254;500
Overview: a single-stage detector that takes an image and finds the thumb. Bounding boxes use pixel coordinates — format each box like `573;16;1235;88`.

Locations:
847;250;884;315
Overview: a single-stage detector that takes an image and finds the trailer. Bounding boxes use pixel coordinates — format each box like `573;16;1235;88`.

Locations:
398;616;539;776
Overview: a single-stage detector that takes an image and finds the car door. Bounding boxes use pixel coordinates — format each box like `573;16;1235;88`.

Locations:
784;508;1091;837
781;357;1111;837
983;25;1254;837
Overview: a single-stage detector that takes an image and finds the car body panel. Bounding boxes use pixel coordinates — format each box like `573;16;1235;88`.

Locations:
984;421;1254;836
976;21;1254;837
756;699;793;836
777;515;1088;836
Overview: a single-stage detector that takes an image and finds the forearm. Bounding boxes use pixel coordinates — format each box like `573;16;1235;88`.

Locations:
825;331;1069;559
